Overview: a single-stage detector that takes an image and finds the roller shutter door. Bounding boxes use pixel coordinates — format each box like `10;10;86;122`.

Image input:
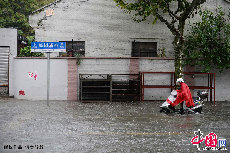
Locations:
0;47;9;86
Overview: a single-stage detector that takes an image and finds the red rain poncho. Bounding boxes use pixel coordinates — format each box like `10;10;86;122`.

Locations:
171;82;195;107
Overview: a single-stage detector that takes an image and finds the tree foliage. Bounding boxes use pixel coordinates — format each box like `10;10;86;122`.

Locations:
0;0;55;37
114;0;206;78
184;7;230;72
1;0;54;57
19;46;44;57
18;35;44;57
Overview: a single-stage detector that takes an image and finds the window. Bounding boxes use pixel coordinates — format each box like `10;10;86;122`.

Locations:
60;41;85;57
132;42;157;57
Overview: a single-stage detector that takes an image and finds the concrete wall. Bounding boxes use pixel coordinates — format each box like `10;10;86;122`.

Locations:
139;59;175;100
0;28;17;97
214;69;230;101
14;58;68;100
13;58;175;101
12;58;230;101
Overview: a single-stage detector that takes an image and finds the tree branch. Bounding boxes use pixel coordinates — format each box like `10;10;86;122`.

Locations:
155;10;180;36
182;0;206;20
175;0;185;14
165;1;180;20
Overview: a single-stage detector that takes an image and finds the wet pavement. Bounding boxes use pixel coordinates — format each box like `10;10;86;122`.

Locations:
0;99;229;153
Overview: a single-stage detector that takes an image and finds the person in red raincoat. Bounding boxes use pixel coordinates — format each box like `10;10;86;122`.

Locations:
173;78;195;108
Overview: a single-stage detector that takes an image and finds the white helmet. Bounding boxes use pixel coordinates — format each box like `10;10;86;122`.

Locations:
176;78;184;83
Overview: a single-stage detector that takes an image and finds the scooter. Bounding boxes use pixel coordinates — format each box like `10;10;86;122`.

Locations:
160;90;208;114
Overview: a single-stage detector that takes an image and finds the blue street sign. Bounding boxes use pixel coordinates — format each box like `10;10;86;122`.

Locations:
31;42;66;52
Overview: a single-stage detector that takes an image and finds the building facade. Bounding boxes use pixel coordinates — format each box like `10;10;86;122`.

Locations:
11;0;230;101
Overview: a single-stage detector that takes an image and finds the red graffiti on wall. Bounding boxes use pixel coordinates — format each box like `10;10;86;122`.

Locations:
28;72;38;80
19;90;25;95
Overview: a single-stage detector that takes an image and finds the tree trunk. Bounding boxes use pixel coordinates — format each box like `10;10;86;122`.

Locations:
173;35;184;79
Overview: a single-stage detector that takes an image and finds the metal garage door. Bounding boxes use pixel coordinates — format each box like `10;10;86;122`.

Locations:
0;47;9;95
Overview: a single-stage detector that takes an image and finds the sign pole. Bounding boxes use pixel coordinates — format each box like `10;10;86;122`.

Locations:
47;52;50;107
31;42;66;107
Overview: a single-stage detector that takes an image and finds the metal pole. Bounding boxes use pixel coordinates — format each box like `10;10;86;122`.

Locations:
214;73;216;104
210;73;213;103
208;74;209;102
142;72;144;102
47;52;50;106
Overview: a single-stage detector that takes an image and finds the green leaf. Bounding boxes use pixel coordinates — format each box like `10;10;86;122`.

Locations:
184;7;230;72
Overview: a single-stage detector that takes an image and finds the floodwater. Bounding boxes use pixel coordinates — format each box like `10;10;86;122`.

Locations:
0;99;229;153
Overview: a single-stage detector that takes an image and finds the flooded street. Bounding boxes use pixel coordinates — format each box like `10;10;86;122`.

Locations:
0;99;229;152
